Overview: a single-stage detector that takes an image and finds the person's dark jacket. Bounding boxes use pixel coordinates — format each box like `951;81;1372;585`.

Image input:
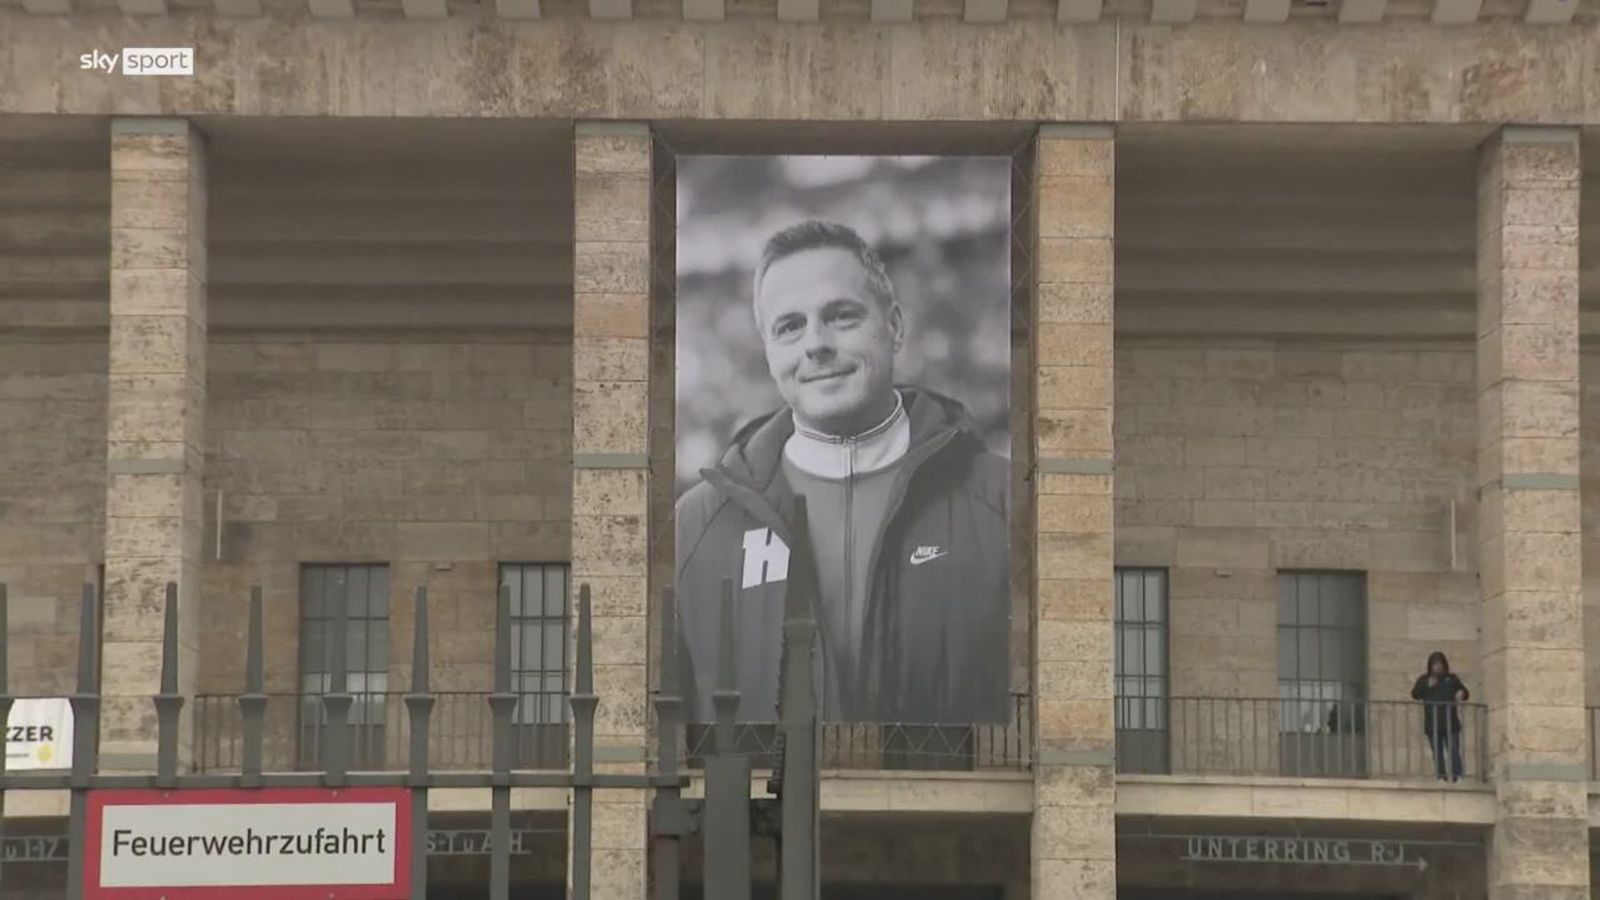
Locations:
674;388;1009;726
1410;654;1469;736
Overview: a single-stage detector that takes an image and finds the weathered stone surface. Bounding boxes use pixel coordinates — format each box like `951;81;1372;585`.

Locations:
572;381;648;457
574;293;650;340
1037;324;1112;369
1037;578;1112;623
1038;282;1112;325
574;337;649;384
1038;238;1112;286
573;241;649;295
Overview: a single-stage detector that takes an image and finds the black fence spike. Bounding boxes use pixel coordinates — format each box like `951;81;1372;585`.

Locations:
778;497;820;900
404;585;434;900
154;581;183;785
713;579;739;756
321;580;353;782
569;583;597;900
240;585;266;785
488;582;516;900
411;585;430;694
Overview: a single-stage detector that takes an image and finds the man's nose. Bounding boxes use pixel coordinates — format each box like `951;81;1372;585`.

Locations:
801;329;835;359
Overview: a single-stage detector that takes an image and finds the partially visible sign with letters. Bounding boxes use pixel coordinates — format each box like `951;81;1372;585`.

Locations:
1180;835;1428;871
4;835;68;863
6;698;73;771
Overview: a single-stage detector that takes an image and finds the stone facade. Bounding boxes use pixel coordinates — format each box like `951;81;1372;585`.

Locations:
199;334;574;695
0;337;104;696
1477;127;1588;900
4;21;1600;893
1032;125;1118;900
101;118;208;770
1114;339;1481;700
570;122;653;900
0;126;108;698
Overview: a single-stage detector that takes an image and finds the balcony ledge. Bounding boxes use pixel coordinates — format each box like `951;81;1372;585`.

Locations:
1117;774;1495;824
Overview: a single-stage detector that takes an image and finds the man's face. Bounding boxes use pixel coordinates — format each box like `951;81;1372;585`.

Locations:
755;246;903;437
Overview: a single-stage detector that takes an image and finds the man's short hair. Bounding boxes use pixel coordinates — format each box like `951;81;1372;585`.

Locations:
753;220;897;317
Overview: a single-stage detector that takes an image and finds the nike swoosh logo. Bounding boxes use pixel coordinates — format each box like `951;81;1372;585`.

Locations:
909;548;947;566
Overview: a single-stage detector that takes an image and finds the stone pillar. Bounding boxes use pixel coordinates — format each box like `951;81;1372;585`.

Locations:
570;121;652;900
1031;124;1116;900
1476;126;1588;900
101;118;207;771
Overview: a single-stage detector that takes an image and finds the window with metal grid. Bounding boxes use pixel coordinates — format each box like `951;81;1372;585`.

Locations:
1115;567;1168;731
298;563;391;768
1277;570;1366;734
499;563;569;726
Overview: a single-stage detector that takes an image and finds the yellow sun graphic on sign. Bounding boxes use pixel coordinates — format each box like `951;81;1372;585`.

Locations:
35;745;53;764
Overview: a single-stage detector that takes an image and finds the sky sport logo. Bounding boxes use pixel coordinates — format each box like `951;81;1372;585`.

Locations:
79;48;194;76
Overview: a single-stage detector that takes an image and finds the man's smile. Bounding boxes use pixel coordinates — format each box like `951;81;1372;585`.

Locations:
798;367;856;384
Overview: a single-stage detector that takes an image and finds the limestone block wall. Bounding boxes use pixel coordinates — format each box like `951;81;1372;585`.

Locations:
0;338;107;695
0;128;109;697
1114;339;1481;703
199;335;574;695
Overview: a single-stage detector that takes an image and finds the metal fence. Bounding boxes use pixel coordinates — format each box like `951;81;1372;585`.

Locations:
192;691;570;773
0;496;844;900
1116;696;1489;782
683;693;1031;773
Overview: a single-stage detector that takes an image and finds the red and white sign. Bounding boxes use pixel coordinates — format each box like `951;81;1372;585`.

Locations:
86;787;411;899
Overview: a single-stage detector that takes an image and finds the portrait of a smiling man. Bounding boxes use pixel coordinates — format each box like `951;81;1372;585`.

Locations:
673;155;1012;728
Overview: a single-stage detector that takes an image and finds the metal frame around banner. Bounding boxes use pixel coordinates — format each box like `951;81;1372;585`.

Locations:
0;499;827;900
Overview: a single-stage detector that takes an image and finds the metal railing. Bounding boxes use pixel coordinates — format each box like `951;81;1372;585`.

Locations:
1116;696;1489;782
192;691;570;773
683;693;1032;773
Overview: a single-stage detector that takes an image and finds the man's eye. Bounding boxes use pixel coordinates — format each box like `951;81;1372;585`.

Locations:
832;310;863;327
774;320;802;338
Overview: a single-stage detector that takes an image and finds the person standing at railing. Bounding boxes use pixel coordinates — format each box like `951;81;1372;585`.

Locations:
1410;651;1469;782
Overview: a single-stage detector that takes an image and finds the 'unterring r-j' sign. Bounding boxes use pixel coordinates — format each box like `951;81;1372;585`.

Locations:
85;787;412;899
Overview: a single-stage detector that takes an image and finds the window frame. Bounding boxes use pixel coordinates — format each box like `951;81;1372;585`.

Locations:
297;563;393;767
499;562;570;727
1275;569;1368;734
1114;566;1169;732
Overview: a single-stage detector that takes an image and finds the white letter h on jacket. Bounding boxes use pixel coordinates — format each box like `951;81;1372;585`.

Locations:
740;528;790;589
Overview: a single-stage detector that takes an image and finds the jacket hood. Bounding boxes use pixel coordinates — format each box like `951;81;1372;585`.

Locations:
708;387;986;491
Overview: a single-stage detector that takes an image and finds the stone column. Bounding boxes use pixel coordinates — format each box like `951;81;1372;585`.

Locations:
101;118;207;771
1031;124;1116;900
1476;126;1588;900
570;121;652;900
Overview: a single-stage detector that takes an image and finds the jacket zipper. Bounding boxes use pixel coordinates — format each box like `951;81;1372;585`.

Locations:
854;429;957;702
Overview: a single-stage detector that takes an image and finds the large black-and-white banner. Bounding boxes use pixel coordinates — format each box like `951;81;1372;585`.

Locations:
674;155;1011;725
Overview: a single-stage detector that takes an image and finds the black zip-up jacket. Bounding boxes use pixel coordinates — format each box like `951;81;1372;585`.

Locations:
674;388;1009;726
1410;672;1469;735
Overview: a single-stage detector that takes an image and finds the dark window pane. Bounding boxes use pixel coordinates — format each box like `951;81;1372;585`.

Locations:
1320;630;1345;680
1143;571;1165;622
545;567;565;619
368;627;389;673
347;566;369;618
1298;629;1319;679
543;624;564;675
505;566;524;618
1296;577;1317;626
369;568;390;616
